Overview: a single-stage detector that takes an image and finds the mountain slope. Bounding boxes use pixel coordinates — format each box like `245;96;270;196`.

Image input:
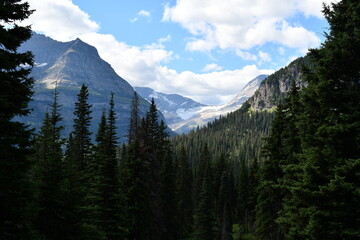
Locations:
135;87;206;125
171;56;309;164
247;56;309;110
19;33;169;140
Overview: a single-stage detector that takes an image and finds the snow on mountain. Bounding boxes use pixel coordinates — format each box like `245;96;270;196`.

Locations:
168;75;267;133
135;87;207;125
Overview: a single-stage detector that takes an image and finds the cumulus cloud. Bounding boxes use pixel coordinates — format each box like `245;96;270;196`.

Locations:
25;0;99;41
80;32;273;104
24;0;276;105
163;0;339;53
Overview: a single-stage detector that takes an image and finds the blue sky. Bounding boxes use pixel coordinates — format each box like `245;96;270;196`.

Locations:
25;0;337;105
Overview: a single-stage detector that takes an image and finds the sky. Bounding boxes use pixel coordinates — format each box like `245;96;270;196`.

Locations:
24;0;338;105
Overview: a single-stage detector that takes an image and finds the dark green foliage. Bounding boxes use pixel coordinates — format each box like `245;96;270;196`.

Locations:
119;141;152;239
88;93;123;239
277;1;360;239
32;88;66;240
71;83;93;170
194;154;216;240
175;148;193;239
0;1;36;238
128;91;141;143
171;107;274;177
255;105;288;240
62;85;97;239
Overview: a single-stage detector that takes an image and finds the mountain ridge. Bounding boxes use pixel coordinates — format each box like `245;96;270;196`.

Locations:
19;33;171;140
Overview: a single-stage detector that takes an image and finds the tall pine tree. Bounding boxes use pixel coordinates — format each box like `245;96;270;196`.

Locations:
32;88;66;240
0;1;35;238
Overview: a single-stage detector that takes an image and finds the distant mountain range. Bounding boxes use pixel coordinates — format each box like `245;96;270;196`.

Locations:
139;75;267;134
134;87;207;125
19;32;302;137
19;33;170;140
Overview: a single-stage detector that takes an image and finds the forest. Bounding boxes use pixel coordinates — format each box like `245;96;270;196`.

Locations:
1;0;359;240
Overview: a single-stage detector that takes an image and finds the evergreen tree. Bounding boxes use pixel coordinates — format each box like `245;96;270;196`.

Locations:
175;147;193;239
194;159;216;240
63;85;99;239
277;1;360;239
71;83;93;170
100;93;122;239
255;104;287;240
0;1;35;238
119;141;152;239
32;88;65;240
158;121;177;240
128;91;141;143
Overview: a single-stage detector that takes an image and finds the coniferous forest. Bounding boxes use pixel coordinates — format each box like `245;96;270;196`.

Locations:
1;0;359;240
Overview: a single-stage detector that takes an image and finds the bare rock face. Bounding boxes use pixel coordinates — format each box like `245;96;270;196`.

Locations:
19;33;170;140
247;57;309;110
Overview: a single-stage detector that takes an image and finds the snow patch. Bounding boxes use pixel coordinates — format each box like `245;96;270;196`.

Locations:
36;62;48;67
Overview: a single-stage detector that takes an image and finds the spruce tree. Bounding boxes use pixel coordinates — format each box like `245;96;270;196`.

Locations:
194;159;216;240
175;147;193;239
119;141;152;239
71;83;93;170
32;88;66;240
158;121;177;240
63;84;98;239
278;1;360;239
100;93;122;239
0;1;35;238
128;91;141;143
255;104;287;240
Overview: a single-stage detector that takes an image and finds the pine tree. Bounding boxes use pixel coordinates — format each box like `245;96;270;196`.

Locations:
0;1;35;238
32;88;66;240
100;93;122;239
62;84;99;239
128;91;141;143
194;159;216;240
119;141;152;239
255;105;287;240
277;1;360;239
158;121;177;240
175;147;193;239
237;159;250;234
71;83;93;170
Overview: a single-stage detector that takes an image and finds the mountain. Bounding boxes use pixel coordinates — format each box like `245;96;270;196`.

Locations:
19;33;170;140
224;74;268;110
171;55;308;166
247;56;309;110
134;87;207;125
169;74;267;133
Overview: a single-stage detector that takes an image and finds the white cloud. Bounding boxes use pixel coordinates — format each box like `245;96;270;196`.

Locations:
258;51;271;63
25;0;99;41
25;0;276;105
138;10;151;17
278;47;286;55
201;63;223;72
80;32;273;105
163;0;338;53
158;35;172;43
131;10;152;23
236;50;258;62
